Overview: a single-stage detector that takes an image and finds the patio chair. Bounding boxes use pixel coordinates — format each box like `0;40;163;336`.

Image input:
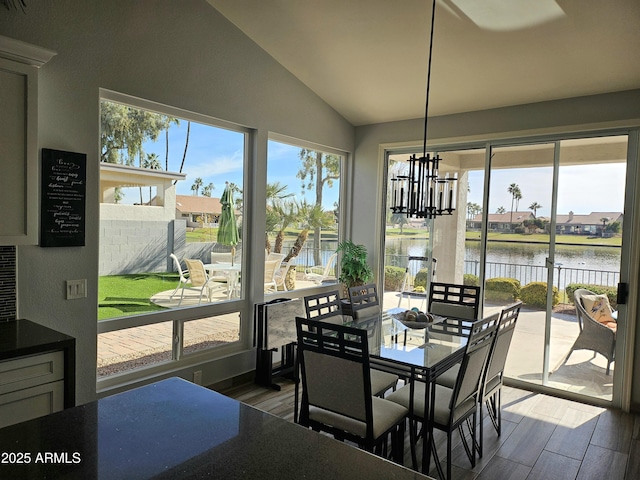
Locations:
169;253;190;303
266;253;290;291
305;252;338;285
563;288;616;375
387;313;499;479
295;317;408;462
181;259;225;305
348;283;381;320
264;259;282;293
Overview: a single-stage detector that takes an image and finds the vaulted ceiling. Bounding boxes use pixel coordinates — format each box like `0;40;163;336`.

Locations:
208;0;640;126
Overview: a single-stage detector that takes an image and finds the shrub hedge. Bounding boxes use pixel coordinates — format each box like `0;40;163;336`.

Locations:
414;268;430;288
463;274;480;286
485;277;520;302
384;265;405;291
520;281;559;308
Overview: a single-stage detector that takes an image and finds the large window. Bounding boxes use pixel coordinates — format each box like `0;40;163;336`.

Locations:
265;137;344;292
98;92;246;379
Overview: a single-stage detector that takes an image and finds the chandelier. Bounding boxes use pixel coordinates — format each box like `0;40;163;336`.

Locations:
390;0;457;219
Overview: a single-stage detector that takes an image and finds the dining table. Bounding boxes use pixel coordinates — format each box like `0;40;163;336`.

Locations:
204;262;241;299
346;310;471;474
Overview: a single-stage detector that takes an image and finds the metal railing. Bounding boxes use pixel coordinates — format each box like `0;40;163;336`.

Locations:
384;253;619;292
463;260;620;291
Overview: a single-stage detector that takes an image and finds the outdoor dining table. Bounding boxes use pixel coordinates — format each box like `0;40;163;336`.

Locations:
204;262;241;299
346;311;471;474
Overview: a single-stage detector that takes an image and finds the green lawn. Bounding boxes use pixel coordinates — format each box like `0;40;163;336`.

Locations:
465;231;621;246
98;273;178;320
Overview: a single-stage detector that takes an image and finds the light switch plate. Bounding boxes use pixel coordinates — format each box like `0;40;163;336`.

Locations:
66;279;87;299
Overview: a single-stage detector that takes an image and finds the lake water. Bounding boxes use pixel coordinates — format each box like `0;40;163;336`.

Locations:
287;236;622;289
384;237;621;289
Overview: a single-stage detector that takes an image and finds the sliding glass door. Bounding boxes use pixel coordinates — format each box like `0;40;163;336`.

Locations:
383;133;632;406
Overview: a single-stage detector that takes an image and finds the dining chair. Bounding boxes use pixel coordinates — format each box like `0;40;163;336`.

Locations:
434;302;521;456
169;253;190;303
387;312;499;479
348;283;381;319
428;282;480;320
478;301;521;456
182;259;224;305
303;291;398;397
295;317;408;463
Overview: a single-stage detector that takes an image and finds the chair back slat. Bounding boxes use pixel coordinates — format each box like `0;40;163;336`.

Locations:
429;282;480;320
304;290;343;324
348;283;381;319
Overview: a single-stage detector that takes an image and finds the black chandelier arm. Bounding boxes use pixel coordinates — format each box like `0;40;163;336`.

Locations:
422;0;437;159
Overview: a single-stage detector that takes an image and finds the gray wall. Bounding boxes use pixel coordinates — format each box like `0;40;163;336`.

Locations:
99;219;186;275
0;0;354;404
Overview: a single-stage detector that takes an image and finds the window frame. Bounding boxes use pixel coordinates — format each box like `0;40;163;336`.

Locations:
97;89;251;392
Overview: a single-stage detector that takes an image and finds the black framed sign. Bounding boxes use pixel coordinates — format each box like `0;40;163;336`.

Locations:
40;148;86;247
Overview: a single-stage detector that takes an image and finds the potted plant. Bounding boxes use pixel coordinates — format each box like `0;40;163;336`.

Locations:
337;240;373;314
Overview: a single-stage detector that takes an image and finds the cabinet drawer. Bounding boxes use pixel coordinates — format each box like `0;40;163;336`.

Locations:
0;380;64;428
0;351;64;395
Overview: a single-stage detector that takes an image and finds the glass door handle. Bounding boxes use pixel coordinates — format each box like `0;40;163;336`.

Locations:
617;282;628;305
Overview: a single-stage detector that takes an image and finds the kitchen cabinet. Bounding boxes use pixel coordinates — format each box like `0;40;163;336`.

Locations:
0;319;75;428
0;35;56;245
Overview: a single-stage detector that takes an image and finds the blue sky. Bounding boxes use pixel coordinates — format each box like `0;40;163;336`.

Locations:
129;120;340;209
468;163;627;217
129;114;625;217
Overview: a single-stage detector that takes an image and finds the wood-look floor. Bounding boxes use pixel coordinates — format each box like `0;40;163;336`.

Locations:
214;378;640;480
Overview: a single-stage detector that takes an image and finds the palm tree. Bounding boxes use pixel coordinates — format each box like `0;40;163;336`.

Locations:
283;201;333;264
202;183;214;197
529;201;542;217
507;183;521;225
514;190;522;211
265;182;295;253
496;206;506;214
600;217;610;237
191;177;203;196
142;153;161;203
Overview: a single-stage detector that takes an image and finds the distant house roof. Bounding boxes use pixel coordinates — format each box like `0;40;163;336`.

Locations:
470;211;623;226
175;195;223;216
470;211;535;223
556;211;623;226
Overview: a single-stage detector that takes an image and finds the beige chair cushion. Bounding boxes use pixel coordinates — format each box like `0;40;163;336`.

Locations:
370;369;399;396
309;396;407;439
430;302;476;320
435;364;459;389
387;381;476;425
353;305;381;319
581;294;617;329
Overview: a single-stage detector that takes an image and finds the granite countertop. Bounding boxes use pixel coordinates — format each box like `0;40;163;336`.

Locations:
0;319;75;361
0;377;431;479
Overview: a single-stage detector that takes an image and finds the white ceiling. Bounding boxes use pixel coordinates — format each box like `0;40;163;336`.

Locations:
208;0;640;126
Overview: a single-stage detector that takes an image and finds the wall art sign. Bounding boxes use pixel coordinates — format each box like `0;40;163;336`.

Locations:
40;148;86;247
